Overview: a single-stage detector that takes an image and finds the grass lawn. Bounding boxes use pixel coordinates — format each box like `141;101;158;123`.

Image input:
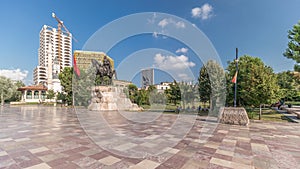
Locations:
247;108;294;122
286;101;300;106
140;103;294;122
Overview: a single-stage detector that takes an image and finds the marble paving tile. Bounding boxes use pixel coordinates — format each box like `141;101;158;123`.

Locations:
29;147;49;154
130;159;160;169
98;155;121;166
0;151;8;156
24;163;51;169
0;106;300;169
210;157;232;168
114;142;138;151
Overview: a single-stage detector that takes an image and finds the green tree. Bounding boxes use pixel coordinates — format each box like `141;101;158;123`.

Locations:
227;55;280;107
179;82;198;110
0;76;14;106
198;65;211;105
155;92;167;104
126;84;138;103
135;89;149;106
59;67;73;105
165;81;181;105
47;89;55;102
148;85;159;105
198;60;226;114
7;80;25;102
57;92;67;104
73;67;95;107
283;21;300;71
147;85;157;93
277;71;300;101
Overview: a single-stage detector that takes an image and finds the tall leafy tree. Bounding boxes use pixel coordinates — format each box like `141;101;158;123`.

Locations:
8;80;25;102
227;55;280;107
59;67;73;105
147;85;167;105
126;84;138;103
73;67;95;107
135;89;149;106
198;65;211;105
4;80;25;102
277;71;300;101
179;82;198;109
198;60;226;114
0;76;14;106
165;81;181;105
283;21;300;71
46;89;55;102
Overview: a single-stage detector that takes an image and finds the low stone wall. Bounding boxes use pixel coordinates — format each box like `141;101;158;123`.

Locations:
10;102;26;105
218;107;249;126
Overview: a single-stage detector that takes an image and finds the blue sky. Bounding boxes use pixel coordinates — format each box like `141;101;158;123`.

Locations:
0;0;299;86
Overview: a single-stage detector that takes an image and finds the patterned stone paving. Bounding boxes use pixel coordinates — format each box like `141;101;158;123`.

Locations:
0;106;299;169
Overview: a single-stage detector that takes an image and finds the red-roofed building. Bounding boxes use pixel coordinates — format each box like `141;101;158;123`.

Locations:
17;85;47;103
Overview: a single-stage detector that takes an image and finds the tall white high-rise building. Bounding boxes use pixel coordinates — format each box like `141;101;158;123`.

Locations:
33;25;72;92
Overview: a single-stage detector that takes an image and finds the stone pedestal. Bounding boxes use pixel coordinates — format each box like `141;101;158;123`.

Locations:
218;107;249;126
88;86;142;111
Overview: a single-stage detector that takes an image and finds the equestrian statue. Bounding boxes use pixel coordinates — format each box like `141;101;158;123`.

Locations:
91;56;116;85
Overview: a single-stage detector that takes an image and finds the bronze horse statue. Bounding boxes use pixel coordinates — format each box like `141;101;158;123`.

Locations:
91;58;116;85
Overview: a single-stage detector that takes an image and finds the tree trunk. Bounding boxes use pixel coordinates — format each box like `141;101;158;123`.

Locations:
210;96;212;112
1;92;4;106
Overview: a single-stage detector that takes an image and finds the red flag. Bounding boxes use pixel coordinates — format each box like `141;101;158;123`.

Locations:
73;54;80;77
231;71;238;83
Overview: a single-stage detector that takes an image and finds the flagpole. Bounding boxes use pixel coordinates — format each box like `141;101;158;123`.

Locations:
234;48;238;107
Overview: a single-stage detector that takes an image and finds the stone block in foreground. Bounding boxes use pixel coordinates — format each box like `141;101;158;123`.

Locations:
218;107;249;126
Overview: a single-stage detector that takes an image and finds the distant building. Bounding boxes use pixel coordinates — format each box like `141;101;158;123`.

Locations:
33;66;47;85
33;25;72;92
113;79;132;88
74;50;114;70
154;82;172;92
141;68;154;88
17;84;47;103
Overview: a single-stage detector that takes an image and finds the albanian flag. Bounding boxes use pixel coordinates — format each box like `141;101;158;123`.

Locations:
73;54;80;77
231;71;238;83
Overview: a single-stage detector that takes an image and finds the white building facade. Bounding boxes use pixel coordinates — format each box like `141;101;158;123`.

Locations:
33;25;72;92
155;82;172;92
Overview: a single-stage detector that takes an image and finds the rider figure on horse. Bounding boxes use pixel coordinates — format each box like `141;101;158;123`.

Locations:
103;56;112;75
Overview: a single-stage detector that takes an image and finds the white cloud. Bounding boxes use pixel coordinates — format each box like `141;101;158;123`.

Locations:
176;47;189;54
191;3;213;20
158;18;169;28
175;21;185;28
158;18;185;29
178;73;192;81
154;53;195;71
147;12;157;24
152;31;159;38
0;69;28;81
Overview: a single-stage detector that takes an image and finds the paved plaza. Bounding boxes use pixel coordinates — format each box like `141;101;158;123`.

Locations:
0;106;300;169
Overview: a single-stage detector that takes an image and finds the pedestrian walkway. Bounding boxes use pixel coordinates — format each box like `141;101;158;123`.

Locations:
0;106;299;169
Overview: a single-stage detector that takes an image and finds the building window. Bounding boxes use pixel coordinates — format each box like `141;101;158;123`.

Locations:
34;91;39;99
26;90;32;99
